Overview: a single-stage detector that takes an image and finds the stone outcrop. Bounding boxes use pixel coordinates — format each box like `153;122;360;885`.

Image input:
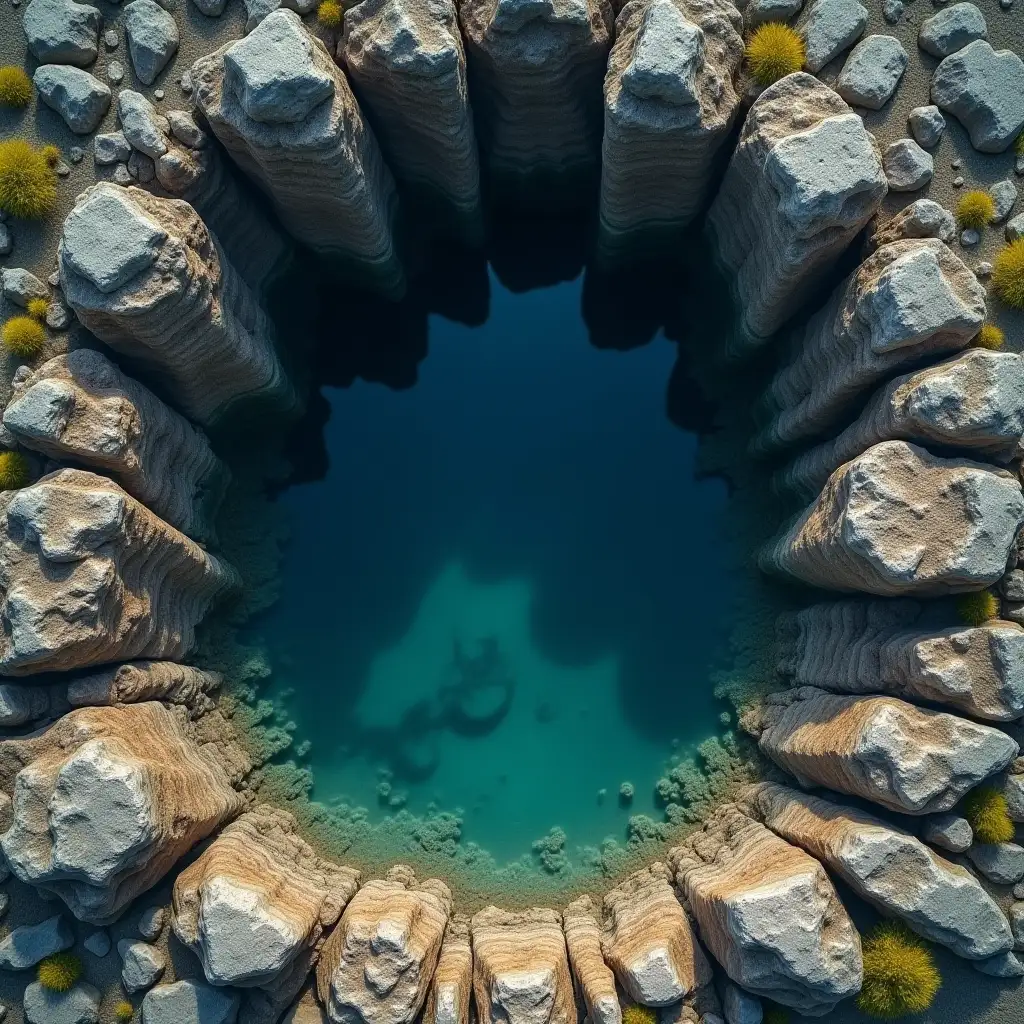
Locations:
562;897;619;1024
707;73;886;350
423;915;474;1024
777;600;1024;722
755;239;987;451
0;681;67;728
58;184;296;427
0;701;243;923
3;350;229;544
744;783;1014;960
748;687;1019;814
66;661;222;716
470;907;575;1024
670;806;861;1015
601;863;711;1006
598;0;744;250
759;441;1024;597
191;11;401;294
317;866;452;1024
0;469;238;676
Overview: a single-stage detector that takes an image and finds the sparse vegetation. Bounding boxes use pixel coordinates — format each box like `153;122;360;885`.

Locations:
114;999;135;1022
2;315;46;358
762;1006;789;1024
41;143;61;168
622;1006;657;1024
1016;132;1024;158
858;922;941;1019
0;451;30;491
974;323;1004;350
746;23;806;87
963;785;1015;844
317;0;343;26
0;66;32;108
26;297;49;322
956;190;996;230
0;139;58;219
37;952;83;993
992;240;1024;310
955;589;999;627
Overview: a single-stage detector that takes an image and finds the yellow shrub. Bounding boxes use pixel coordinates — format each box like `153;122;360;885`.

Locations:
746;23;805;87
622;1007;657;1024
114;1000;135;1022
2;315;46;358
858;922;940;1019
41;143;61;168
993;240;1024;310
956;190;995;230
955;589;999;627
26;297;49;321
37;952;83;992
963;786;1016;844
973;323;1004;350
0;66;32;108
0;451;30;491
0;140;58;219
318;0;343;26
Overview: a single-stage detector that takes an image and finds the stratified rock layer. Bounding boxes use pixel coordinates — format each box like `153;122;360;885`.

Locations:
562;897;619;1024
670;806;862;1015
423;915;474;1024
707;73;886;350
66;661;222;716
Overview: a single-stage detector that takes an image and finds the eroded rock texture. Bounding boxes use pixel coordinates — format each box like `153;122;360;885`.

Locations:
598;0;744;249
756;239;988;451
0;701;243;923
562;897;619;1024
470;907;575;1024
423;915;474;1024
0;469;238;677
777;600;1024;721
759;441;1024;596
3;350;229;543
66;661;222;715
748;687;1019;814
58;184;295;427
317;866;452;1024
670;806;862;1015
744;782;1014;960
192;11;401;293
707;73;886;350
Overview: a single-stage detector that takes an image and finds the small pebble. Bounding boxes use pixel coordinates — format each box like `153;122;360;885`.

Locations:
951;159;962;169
47;270;60;287
113;162;132;185
46;301;70;331
83;929;111;958
137;906;165;941
961;228;981;247
107;60;124;85
55;161;71;177
883;0;904;21
953;175;965;187
1014;882;1024;900
154;89;165;100
975;262;992;277
180;70;193;94
69;146;84;164
1000;0;1013;8
104;29;118;49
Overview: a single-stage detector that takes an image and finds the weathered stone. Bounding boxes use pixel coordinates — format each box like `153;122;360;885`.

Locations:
142;980;241;1024
66;661;222;716
119;939;166;992
563;898;619;1024
967;842;1024;884
876;200;957;248
0;915;73;969
919;3;987;57
836;35;907;110
2;268;47;307
795;0;868;72
423;915;474;1024
118;91;170;158
720;984;761;1024
991;180;1018;223
0;681;66;727
24;0;101;67
922;814;974;853
999;771;1024;822
973;951;1024;977
883;138;933;191
128;150;156;184
746;0;802;27
909;105;946;148
1007;213;1024;243
23;982;100;1024
166;110;206;149
33;65;110;134
138;906;165;941
83;930;111;957
94;131;132;165
124;0;179;85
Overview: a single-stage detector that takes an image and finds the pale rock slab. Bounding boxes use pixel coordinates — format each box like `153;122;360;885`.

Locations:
33;65;111;134
142;980;241;1024
883;138;933;191
909;105;946;148
66;661;222;716
873;199;956;246
423;915;475;1024
562;897;619;1024
795;0;867;73
124;0;179;85
2;268;48;307
745;0;801;27
138;905;166;941
118;90;170;159
94;131;132;165
919;3;987;58
0;915;73;968
118;938;166;992
922;813;973;853
23;0;101;67
23;982;100;1024
991;180;1018;224
836;35;907;110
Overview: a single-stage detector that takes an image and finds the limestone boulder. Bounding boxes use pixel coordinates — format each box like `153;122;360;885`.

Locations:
0;701;243;923
871;198;955;246
423;915;474;1024
670;806;862;1015
708;73;886;350
563;897;619;1024
124;0;179;85
142;980;241;1024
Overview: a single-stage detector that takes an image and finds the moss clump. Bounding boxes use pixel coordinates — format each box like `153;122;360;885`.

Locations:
955;589;999;627
0;451;31;491
318;0;343;26
0;140;58;219
746;23;805;87
992;240;1024;310
963;786;1015;844
2;315;46;359
974;323;1004;350
956;190;996;230
114;1000;135;1022
0;66;32;108
26;296;49;322
622;1007;657;1024
37;952;83;993
41;144;61;168
858;922;940;1019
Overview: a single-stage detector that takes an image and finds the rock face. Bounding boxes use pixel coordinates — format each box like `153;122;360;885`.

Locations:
756;239;986;451
670;806;861;1015
562;898;619;1024
759;441;1024;596
191;11;401;294
600;863;711;1006
0;701;243;923
0;469;238;676
744;782;1014;960
316;866;452;1024
598;0;744;250
341;0;481;239
470;907;575;1024
748;687;1019;815
459;0;613;199
707;73;886;350
777;600;1024;722
3;350;229;544
423;915;474;1024
64;661;221;718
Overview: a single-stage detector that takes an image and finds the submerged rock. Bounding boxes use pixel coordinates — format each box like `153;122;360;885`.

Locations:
563;897;619;1024
423;914;474;1024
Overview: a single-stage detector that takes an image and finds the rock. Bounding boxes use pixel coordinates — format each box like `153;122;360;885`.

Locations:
748;687;1019;814
44;300;70;331
747;0;803;27
1007;213;1024;242
0;224;11;258
795;0;868;73
909;105;946;147
104;28;118;49
883;139;933;191
24;0;101;67
991;180;1018;223
3;350;229;543
1010;903;1024;946
0;702;244;922
33;65;111;134
562;898;620;1024
124;0;179;85
423;914;474;1024
165;110;206;148
2;269;48;308
922;814;974;853
670;806;861;1014
0;915;73;969
23;982;100;1024
128;150;157;184
66;661;222;715
974;950;1024;977
836;35;907;110
141;980;241;1024
0;681;65;727
119;939;166;992
316;865;451;1024
1000;772;1024;821
919;2;986;57
117;90;170;158
931;41;1024;153
961;227;980;246
720;984;761;1024
193;0;228;14
967;843;1024;884
83;930;111;957
744;782;1015;960
107;61;124;84
470;907;575;1024
94;131;132;165
882;0;902;23
59;184;297;426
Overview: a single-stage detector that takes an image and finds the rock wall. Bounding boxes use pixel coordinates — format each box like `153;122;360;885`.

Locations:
423;915;474;1024
562;897;619;1024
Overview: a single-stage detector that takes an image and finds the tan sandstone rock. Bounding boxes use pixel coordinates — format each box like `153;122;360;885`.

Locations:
562;896;620;1024
66;660;223;716
423;914;474;1024
670;805;862;1015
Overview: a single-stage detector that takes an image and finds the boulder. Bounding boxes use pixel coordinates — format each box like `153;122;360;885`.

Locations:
720;984;762;1024
124;0;179;85
423;915;475;1024
922;814;973;853
0;915;74;969
0;681;66;728
794;0;867;73
973;951;1024;977
23;982;101;1024
3;350;229;544
562;897;619;1024
316;866;451;1024
744;782;1014;960
967;843;1024;885
1007;214;1024;244
670;806;862;1015
66;661;222;716
745;0;802;27
909;105;946;148
747;687;1019;814
33;65;110;134
59;184;297;427
23;0;100;67
138;906;166;941
919;3;987;58
118;90;170;159
991;180;1018;223
883;138;933;191
2;268;48;307
118;939;166;992
142;980;241;1024
708;73;886;350
836;35;907;110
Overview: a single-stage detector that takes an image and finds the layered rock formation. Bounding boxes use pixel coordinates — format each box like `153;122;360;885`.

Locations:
0;469;238;676
3;350;229;543
562;897;620;1024
66;660;222;715
748;687;1019;814
191;11;401;294
598;0;744;251
707;73;886;350
777;600;1024;721
317;866;452;1024
423;915;474;1024
58;184;295;427
755;239;988;452
670;805;861;1015
759;441;1024;596
0;701;243;923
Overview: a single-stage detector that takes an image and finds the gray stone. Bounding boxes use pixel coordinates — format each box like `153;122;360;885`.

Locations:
0;895;8;920
94;131;131;165
24;0;101;67
975;261;992;277
33;65;111;134
909;104;946;148
919;3;986;57
973;951;1024;977
836;35;908;110
721;982;762;1024
107;61;124;84
124;0;179;85
119;939;166;992
1007;214;1024;243
1010;902;1024;948
0;915;73;969
0;684;55;727
932;41;1024;153
922;813;973;853
884;138;934;191
104;28;118;49
117;90;169;158
138;905;165;940
70;147;84;163
141;980;241;1024
113;162;133;185
796;0;868;73
2;269;47;308
83;929;111;957
128;150;156;184
961;228;980;246
191;0;228;14
23;983;100;1024
0;224;11;258
968;842;1024;884
991;180;1018;223
745;0;803;27
883;0;903;22
1004;567;1024;600
165;110;205;149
